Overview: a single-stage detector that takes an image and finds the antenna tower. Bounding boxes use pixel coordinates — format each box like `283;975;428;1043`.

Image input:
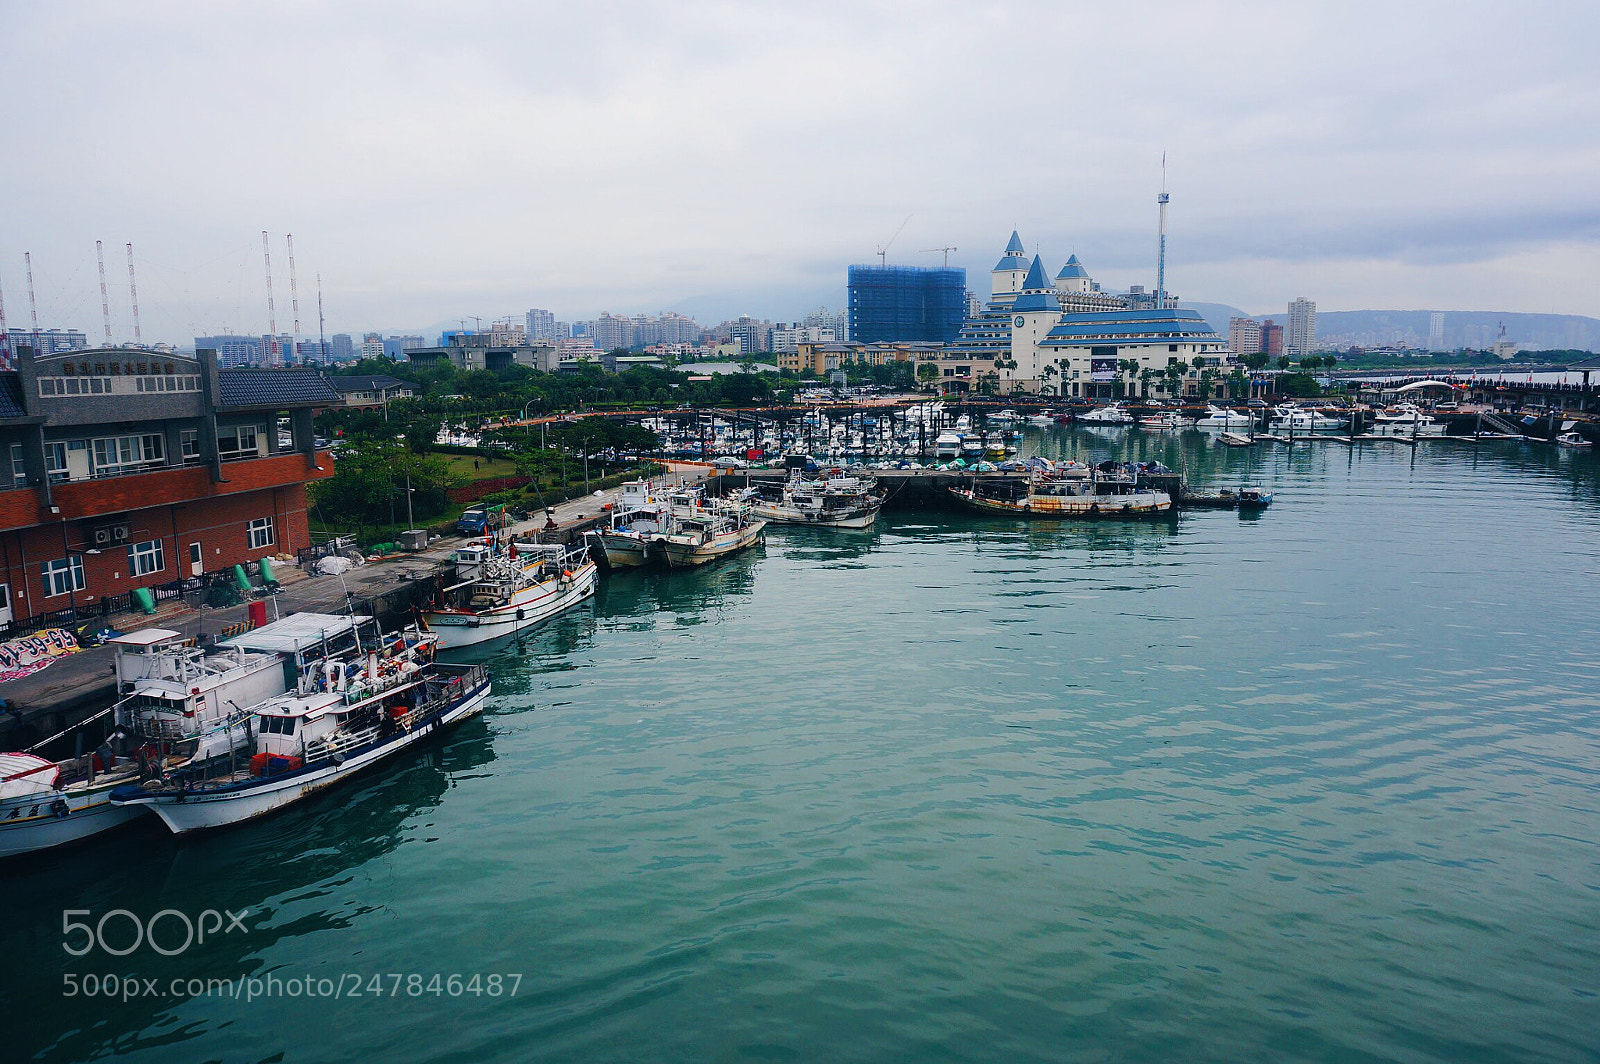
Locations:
317;273;327;364
286;233;301;335
261;231;278;363
96;240;113;342
0;263;9;363
24;252;40;352
125;244;143;342
1155;153;1170;306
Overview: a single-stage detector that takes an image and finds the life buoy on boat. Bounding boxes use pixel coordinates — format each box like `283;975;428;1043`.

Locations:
1088;502;1100;516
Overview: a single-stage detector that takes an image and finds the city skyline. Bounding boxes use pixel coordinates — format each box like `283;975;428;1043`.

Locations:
3;2;1598;346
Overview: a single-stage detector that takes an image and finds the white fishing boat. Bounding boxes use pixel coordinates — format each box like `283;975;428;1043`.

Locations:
1138;412;1181;430
585;481;705;568
1027;412;1057;426
1194;405;1254;430
111;642;489;834
0;614;369;858
750;471;883;529
422;540;597;649
948;463;1172;517
652;493;766;568
1077;403;1134;425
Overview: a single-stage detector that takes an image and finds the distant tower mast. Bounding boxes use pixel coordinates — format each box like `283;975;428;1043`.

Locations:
24;252;40;353
125;243;143;342
1155;153;1169;307
316;273;327;364
261;230;277;364
0;263;9;364
286;233;301;335
96;240;113;343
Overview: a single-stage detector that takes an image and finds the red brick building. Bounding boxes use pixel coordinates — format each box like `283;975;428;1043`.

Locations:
0;347;338;632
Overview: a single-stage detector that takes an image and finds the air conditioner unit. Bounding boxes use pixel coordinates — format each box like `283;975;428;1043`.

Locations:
91;524;131;547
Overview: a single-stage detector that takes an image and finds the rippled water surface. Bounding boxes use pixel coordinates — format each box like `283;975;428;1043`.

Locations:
7;432;1600;1063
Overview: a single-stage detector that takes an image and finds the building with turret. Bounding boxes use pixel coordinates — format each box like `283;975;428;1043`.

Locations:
912;230;1231;398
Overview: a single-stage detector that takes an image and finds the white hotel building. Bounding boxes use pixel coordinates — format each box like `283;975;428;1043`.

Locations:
913;231;1233;399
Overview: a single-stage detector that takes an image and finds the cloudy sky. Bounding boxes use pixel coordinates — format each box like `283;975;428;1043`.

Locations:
3;0;1598;344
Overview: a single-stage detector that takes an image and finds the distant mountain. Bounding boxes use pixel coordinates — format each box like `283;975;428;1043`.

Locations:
1179;302;1252;338
1308;310;1600;353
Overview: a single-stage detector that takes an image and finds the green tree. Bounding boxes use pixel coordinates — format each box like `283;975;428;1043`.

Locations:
1277;355;1293;371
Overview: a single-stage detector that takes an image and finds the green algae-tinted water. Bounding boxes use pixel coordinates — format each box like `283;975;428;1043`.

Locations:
6;431;1599;1063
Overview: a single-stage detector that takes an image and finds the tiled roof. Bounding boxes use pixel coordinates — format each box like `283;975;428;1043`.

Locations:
218;368;340;408
0;373;25;418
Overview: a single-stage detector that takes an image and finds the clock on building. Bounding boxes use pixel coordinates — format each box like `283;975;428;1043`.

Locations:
1014;316;1025;327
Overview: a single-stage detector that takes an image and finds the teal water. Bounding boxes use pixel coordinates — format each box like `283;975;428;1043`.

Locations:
6;431;1600;1063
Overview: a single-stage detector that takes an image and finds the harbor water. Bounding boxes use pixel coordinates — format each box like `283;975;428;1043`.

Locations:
6;430;1600;1063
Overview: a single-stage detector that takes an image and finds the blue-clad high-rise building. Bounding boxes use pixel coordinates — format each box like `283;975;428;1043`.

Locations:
847;265;967;344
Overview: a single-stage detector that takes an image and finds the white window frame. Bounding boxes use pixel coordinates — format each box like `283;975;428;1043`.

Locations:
10;443;25;487
218;424;259;460
41;556;85;598
90;433;164;477
247;516;275;550
44;441;68;484
180;428;201;463
127;539;165;578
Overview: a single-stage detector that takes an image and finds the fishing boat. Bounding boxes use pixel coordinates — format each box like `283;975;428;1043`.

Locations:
750;471;884;529
1077;403;1134;425
111;636;489;834
948;463;1172;518
1027;412;1057;426
651;492;766;568
1555;431;1593;448
933;432;962;460
1234;488;1273;511
0;613;370;858
1138;412;1181;430
585;479;688;568
422;539;597;648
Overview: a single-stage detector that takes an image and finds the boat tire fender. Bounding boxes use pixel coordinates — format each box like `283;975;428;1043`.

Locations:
1088;502;1100;516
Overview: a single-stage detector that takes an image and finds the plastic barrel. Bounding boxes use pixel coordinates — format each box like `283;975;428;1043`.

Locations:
132;587;156;615
259;557;276;584
233;564;252;592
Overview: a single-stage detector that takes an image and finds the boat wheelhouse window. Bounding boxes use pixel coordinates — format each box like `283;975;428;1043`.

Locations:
258;715;298;735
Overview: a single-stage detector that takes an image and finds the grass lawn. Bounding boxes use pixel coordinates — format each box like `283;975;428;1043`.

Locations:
438;452;517;479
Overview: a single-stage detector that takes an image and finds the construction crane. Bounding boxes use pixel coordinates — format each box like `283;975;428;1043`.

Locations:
125;243;143;343
876;214;913;266
286;233;301;335
920;245;958;266
96;240;113;342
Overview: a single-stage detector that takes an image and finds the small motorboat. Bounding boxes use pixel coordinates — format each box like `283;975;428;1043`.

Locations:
1554;431;1593;449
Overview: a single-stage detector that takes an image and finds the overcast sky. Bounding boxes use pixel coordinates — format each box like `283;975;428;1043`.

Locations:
3;0;1598;344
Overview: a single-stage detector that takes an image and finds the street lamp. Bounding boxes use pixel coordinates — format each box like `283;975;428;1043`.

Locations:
58;537;102;624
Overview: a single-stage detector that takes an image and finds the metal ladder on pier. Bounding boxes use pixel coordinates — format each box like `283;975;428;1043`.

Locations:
1477;411;1525;437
